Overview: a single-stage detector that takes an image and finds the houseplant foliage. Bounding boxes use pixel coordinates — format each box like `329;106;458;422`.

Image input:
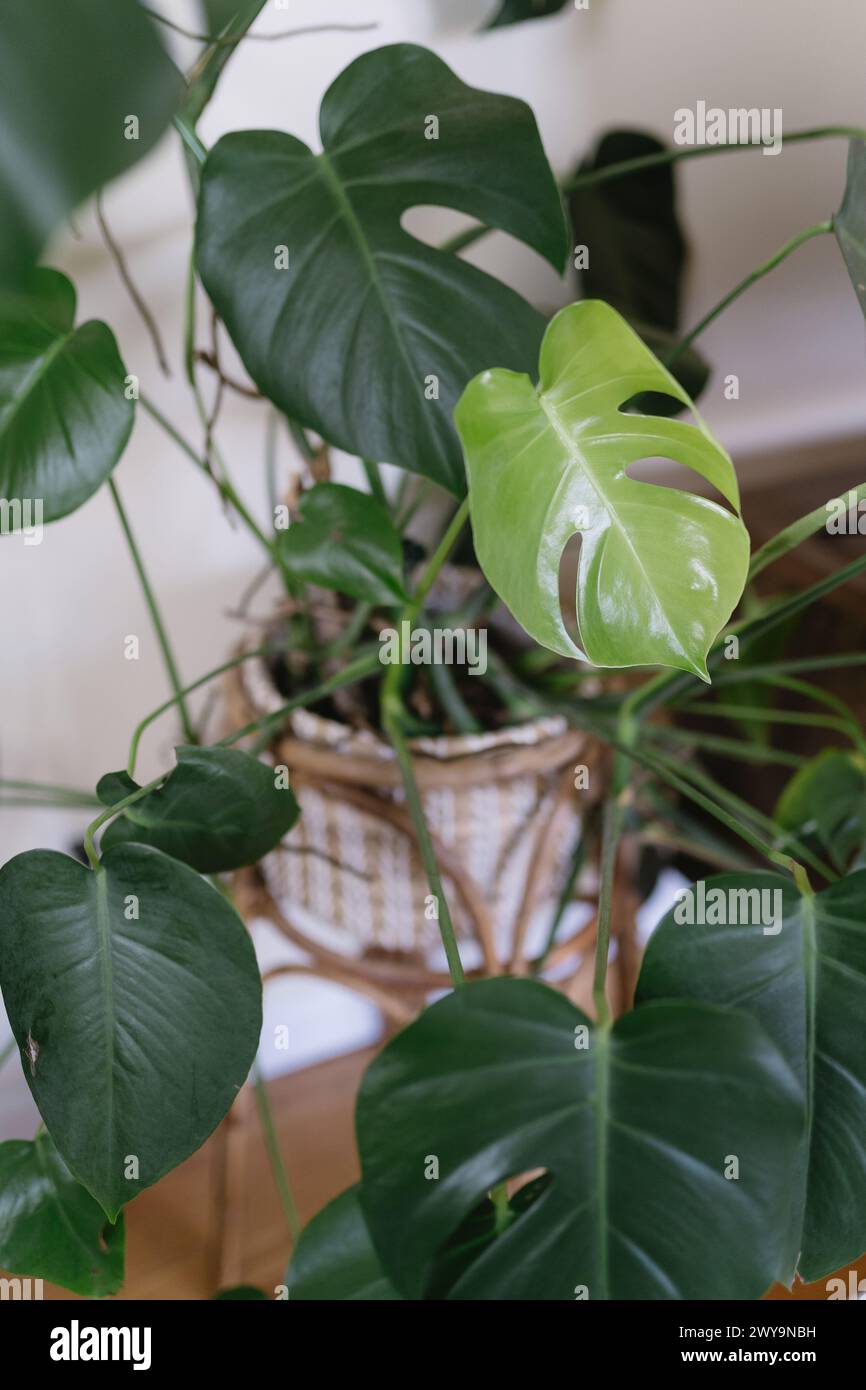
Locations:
0;1;865;1300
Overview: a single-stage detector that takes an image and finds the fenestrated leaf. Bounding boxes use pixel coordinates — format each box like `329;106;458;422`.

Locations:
196;43;567;496
357;977;802;1300
0;0;181;283
834;139;866;320
0;844;262;1218
289;1186;402;1301
637;869;866;1282
629;323;710;419
775;750;866;873
485;0;570;26
278;483;407;605
454;299;749;677
98;746;299;873
0;269;133;525
0;1133;125;1297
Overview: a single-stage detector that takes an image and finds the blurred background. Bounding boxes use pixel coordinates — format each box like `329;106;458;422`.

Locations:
1;0;865;1294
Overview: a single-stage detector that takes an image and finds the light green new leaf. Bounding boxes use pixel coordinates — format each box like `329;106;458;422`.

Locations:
637;869;866;1282
834;139;866;320
98;746;299;873
0;1133;125;1297
0;269;133;525
288;1186;402;1301
196;44;567;495
0;0;181;283
278;483;408;606
357;978;801;1300
0;844;262;1218
455;300;749;676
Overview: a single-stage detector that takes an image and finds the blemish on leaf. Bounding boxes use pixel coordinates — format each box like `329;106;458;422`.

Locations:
24;1031;40;1077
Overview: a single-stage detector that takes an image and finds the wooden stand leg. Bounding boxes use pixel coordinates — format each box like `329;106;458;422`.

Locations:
209;1083;254;1292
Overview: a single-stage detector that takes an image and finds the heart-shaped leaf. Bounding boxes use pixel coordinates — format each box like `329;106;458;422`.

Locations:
637;869;866;1281
454;299;749;676
834;139;866;321
0;1132;125;1297
0;0;180;283
289;1186;402;1301
196;43;567;495
357;977;802;1300
485;0;570;27
97;746;299;873
0;269;133;526
0;843;262;1218
775;750;866;873
278;484;407;605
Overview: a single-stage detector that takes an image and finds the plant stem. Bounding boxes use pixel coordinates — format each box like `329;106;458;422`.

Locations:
0;778;102;804
441;127;866;259
412;497;471;611
381;701;466;987
108;478;196;744
665;221;833;369
127;643;286;778
749;481;866;579
83;774;166;871
139;391;274;560
592;738;632;1025
252;1064;301;1242
362;458;388;508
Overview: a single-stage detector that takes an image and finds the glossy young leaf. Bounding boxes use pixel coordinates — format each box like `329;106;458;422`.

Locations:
775;749;866;872
637;870;866;1282
455;300;749;676
357;977;801;1300
485;0;570;26
0;269;133;526
0;0;180;283
0;1133;125;1297
98;746;299;873
288;1186;402;1301
834;139;866;321
0;844;262;1218
278;483;407;605
196;43;567;495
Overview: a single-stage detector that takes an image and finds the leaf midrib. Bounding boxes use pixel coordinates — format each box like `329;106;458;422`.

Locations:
93;867;116;1206
315;149;440;467
536;388;688;662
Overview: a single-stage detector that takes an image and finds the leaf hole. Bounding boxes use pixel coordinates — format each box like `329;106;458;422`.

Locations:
624;455;736;515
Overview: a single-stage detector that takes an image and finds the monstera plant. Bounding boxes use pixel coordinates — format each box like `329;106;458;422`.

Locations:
1;0;865;1302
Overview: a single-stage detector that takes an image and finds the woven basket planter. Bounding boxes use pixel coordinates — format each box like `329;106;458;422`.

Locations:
227;643;605;1008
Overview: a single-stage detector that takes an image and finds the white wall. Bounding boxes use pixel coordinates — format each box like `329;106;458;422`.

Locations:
2;0;866;1122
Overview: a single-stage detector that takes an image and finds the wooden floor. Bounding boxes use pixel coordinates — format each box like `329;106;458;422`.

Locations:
23;1041;863;1301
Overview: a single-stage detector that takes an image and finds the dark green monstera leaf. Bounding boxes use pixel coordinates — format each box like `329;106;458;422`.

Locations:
0;269;133;525
455;300;749;676
0;0;180;283
834;139;866;320
0;1133;125;1297
98;746;299;873
357;977;801;1300
196;44;567;495
638;869;866;1281
278;483;407;605
0;844;262;1218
